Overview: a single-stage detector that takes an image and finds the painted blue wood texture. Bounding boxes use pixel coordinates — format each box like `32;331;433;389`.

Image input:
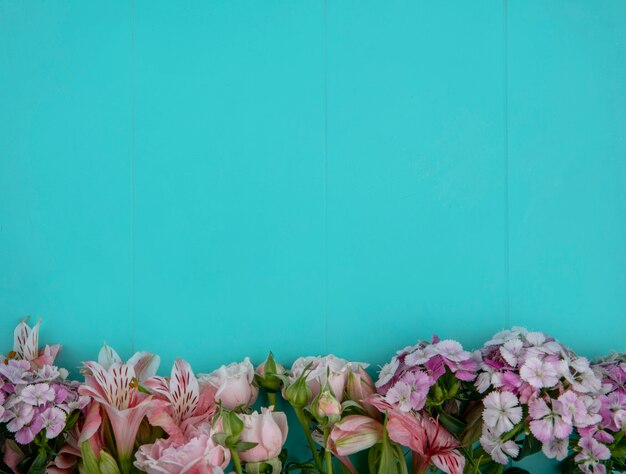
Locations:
1;1;625;469
0;1;134;368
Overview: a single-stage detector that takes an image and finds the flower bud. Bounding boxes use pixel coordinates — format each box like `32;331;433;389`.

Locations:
346;366;376;402
312;387;342;425
255;352;285;393
329;415;383;456
285;374;311;408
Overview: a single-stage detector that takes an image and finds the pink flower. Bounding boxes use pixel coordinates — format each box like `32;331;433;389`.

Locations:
529;398;573;443
386;382;415;412
288;355;366;403
555;391;601;428
144;359;218;442
6;403;34;432
134;432;230;474
368;397;464;474
80;360;152;467
199;358;258;410
375;358;400;390
10;318;61;369
520;357;559;389
482;391;522;436
40;406;66;438
433;340;470;363
97;343;160;383
237;407;288;463
542;437;569;460
346;366;380;418
346;365;376;402
14;417;43;444
599;391;626;431
0;360;31;384
328;415;383;456
20;383;55;406
480;430;519;464
575;436;610;474
12;318;41;363
315;389;342;419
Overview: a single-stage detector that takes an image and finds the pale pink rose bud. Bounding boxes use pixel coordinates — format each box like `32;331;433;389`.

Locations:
329;415;384;456
313;388;342;424
237;408;289;463
255;352;286;393
199;358;258;410
346;367;380;419
346;366;376;401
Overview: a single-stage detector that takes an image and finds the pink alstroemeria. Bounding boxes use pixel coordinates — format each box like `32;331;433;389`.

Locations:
328;415;383;457
144;358;218;442
368;396;464;474
12;317;61;369
79;360;152;472
97;343;160;383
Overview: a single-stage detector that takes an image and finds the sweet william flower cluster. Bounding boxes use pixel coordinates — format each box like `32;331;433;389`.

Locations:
0;319;624;474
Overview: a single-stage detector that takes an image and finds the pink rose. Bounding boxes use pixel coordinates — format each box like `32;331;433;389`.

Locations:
237;408;288;463
134;433;230;474
199;358;258;410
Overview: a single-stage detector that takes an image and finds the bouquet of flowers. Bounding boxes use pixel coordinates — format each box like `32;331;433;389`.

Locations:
558;353;626;474
1;318;624;474
0;319;89;474
470;327;604;474
371;336;479;474
278;353;383;473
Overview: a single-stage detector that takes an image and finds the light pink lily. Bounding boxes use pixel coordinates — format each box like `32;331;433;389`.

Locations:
97;343;160;383
144;359;218;442
79;360;152;473
368;396;465;474
11;317;61;368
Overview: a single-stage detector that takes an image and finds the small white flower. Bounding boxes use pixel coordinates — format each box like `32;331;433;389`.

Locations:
525;332;546;347
499;339;524;367
482;391;523;436
480;430;519;464
405;348;430;366
376;358;399;388
434;340;469;362
385;382;413;412
542;438;569;460
520;357;559;388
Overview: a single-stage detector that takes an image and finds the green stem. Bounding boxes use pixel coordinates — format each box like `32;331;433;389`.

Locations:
268;392;277;407
323;427;333;474
230;449;243;474
294;407;324;473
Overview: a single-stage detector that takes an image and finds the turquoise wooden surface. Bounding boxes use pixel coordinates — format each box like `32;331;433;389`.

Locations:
1;1;625;470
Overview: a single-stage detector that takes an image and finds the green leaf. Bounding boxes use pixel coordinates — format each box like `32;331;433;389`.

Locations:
481;461;504;474
438;411;467;436
515;433;541;461
368;444;382;474
232;441;258;452
26;449;48;474
559;454;576;474
65;410;81;431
